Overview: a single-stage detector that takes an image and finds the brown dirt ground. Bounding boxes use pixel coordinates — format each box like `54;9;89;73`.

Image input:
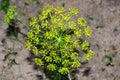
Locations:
0;0;120;80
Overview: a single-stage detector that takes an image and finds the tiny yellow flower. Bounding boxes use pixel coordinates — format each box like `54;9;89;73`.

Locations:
70;52;78;60
54;56;61;63
68;21;76;29
85;50;94;60
64;35;72;43
32;46;39;55
55;6;65;14
25;40;32;50
78;17;87;27
84;26;92;37
47;64;56;71
39;5;53;20
71;60;81;68
62;60;70;67
34;58;43;66
4;6;18;24
59;67;69;74
29;17;38;27
27;30;34;41
45;56;52;62
69;7;79;15
51;15;61;24
81;40;89;50
74;28;82;37
61;13;71;21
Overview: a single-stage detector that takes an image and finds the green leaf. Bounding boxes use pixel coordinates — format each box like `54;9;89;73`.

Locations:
102;55;114;66
3;51;11;61
0;0;10;13
102;55;112;63
8;59;17;68
88;16;94;21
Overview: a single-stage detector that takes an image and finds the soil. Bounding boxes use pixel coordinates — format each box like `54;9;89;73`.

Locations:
0;0;120;80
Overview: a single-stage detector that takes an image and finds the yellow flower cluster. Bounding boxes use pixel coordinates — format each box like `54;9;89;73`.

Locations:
25;4;93;75
85;50;94;60
4;6;18;24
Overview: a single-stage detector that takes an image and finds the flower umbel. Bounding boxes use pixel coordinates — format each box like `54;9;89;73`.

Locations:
25;5;93;75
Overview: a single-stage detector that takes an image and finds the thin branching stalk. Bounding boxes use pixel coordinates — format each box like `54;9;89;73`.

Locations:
68;72;72;80
16;18;31;30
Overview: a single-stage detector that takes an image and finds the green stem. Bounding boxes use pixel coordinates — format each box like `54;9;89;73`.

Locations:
16;18;31;30
68;73;72;80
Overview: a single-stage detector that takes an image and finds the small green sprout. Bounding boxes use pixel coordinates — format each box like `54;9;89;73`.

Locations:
0;0;10;13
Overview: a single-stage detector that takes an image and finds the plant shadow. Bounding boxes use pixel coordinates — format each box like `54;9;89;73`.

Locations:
6;19;20;38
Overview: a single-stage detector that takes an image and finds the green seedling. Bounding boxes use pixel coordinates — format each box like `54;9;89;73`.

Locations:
0;0;10;13
102;55;114;66
3;48;18;68
4;49;17;61
88;16;94;21
1;38;20;68
8;59;17;68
